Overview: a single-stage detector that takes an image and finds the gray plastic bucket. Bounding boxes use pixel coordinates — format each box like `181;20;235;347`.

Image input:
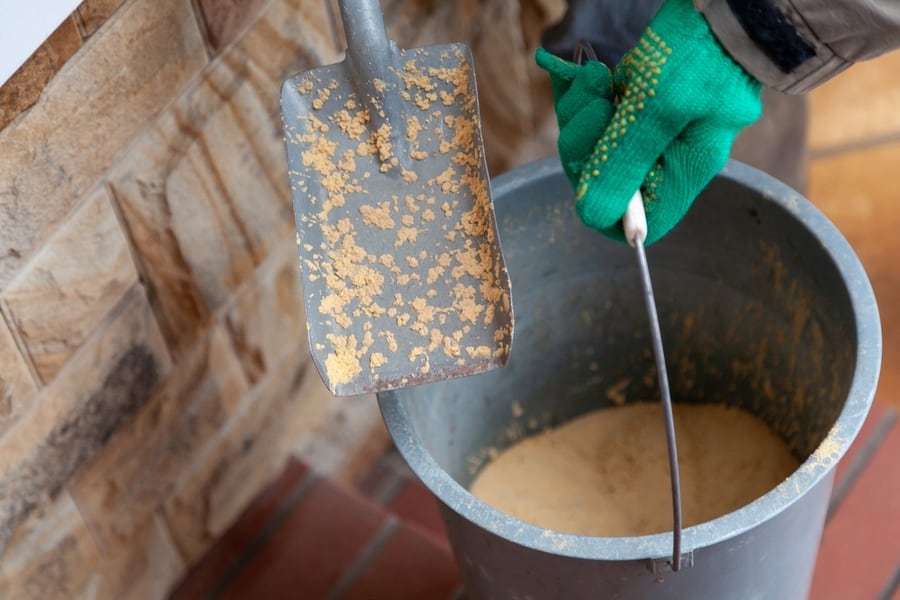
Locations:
377;158;881;599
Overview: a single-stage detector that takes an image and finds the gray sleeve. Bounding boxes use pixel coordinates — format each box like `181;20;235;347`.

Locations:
696;0;900;94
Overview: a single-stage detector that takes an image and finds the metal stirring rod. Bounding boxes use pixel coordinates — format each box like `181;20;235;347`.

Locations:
623;191;684;572
571;38;683;571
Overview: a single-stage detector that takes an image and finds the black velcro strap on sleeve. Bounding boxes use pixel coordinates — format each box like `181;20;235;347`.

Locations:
725;0;816;73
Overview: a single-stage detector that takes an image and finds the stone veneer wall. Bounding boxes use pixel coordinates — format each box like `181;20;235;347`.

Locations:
0;0;562;597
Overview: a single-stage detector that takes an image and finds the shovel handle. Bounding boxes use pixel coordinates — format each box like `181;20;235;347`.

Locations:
340;0;392;70
338;0;410;169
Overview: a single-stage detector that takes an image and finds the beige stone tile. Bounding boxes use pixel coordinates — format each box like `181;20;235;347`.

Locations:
68;326;247;553
0;315;38;438
162;350;323;562
237;0;341;82
225;240;308;385
809;142;900;408
0;16;83;130
809;50;900;152
196;0;272;52
0;0;208;290
106;138;214;356
0;284;172;558
1;187;139;383
291;387;389;485
108;0;338;355
108;79;277;352
75;0;127;38
2;499;183;600
0;491;103;600
98;514;186;600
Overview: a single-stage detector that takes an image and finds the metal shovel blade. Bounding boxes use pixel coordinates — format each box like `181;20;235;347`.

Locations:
280;0;512;396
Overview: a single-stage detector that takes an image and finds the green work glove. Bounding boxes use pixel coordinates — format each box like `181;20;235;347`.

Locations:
539;0;763;244
534;47;616;188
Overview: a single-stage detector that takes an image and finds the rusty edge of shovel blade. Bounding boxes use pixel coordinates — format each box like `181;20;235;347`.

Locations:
280;43;513;396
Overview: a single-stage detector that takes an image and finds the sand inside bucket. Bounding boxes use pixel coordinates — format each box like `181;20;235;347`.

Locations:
469;402;799;537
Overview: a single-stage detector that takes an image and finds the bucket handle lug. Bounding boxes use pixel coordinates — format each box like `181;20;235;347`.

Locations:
647;550;694;574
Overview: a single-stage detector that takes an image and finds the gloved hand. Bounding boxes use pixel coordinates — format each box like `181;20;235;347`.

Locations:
537;0;763;244
534;48;616;188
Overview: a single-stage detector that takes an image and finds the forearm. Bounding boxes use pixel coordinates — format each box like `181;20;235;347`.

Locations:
698;0;900;93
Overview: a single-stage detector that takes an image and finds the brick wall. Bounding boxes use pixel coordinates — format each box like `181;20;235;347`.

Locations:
0;0;562;597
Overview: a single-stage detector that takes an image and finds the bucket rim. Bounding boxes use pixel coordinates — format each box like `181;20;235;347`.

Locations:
377;157;882;561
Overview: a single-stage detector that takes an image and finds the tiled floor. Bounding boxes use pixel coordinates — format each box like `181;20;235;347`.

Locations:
170;452;462;600
170;51;900;599
807;50;900;412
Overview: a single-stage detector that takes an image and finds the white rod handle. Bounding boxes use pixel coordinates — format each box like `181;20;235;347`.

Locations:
622;189;646;248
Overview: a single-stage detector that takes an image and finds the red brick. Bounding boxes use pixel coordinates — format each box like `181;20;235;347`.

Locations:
357;456;402;501
220;477;387;599
810;414;900;600
386;479;449;544
169;459;311;599
342;521;460;600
